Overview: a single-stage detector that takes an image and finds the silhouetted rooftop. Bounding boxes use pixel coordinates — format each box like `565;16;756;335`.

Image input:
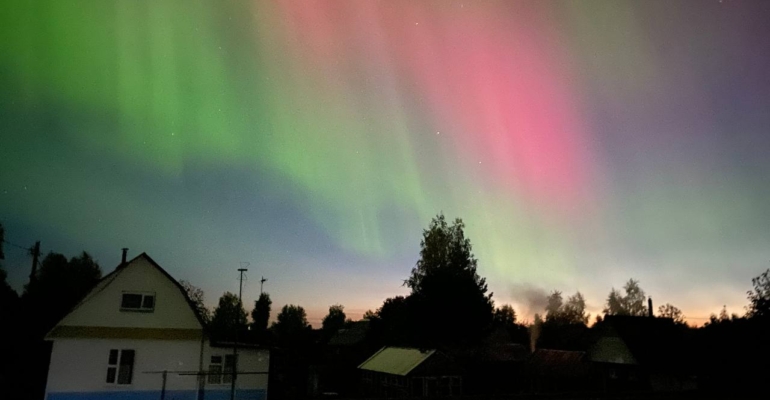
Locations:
528;349;588;378
590;315;689;372
329;320;369;346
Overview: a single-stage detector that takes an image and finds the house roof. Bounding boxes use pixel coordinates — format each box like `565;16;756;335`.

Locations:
528;349;588;378
589;336;637;365
358;346;436;376
125;253;209;330
329;320;370;346
590;315;687;371
483;343;529;362
50;252;208;334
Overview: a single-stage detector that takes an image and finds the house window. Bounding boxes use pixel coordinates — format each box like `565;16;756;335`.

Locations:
223;354;236;384
121;292;155;312
106;349;135;385
208;356;223;384
208;354;236;385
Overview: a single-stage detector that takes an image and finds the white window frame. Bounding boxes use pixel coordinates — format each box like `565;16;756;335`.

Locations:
120;291;156;312
208;354;236;385
105;349;135;385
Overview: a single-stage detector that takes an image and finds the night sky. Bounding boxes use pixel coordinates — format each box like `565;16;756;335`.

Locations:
2;1;769;326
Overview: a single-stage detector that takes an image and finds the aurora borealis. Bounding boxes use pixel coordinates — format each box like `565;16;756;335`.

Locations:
2;1;769;325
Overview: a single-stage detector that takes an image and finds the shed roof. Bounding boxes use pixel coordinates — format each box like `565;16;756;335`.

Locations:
358;347;436;376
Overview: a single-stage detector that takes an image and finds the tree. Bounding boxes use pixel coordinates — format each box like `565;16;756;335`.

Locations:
0;223;19;310
747;269;770;320
658;303;685;324
493;304;517;327
545;291;564;323
604;288;625;315
210;292;247;342
363;309;377;320
1;259;20;331
250;292;272;333
705;305;736;326
0;222;4;259
179;280;210;324
603;279;647;316
623;279;647;316
406;214;494;347
322;304;346;335
543;291;588;325
368;296;413;345
272;304;310;343
563;292;590;325
23;251;102;336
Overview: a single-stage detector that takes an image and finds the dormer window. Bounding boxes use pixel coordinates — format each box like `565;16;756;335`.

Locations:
121;292;155;312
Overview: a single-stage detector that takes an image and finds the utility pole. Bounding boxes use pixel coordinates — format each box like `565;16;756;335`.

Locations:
260;276;267;294
231;266;248;400
29;241;40;282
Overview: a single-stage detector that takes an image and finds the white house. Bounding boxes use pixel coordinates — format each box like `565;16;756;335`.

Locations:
44;252;269;400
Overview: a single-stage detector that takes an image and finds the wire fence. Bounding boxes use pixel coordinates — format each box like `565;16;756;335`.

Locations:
143;369;269;400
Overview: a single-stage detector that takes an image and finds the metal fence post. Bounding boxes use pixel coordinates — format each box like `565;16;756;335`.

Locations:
161;370;167;400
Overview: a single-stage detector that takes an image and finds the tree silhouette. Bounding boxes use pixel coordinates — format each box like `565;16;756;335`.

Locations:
22;251;101;336
406;214;494;347
322;304;346;336
250;292;272;333
543;291;589;325
603;279;647;316
272;304;310;344
210;292;247;342
1;263;19;332
604;288;625;315
658;303;685;324
563;292;590;325
535;291;590;350
179;280;210;324
746;269;770;320
362;309;377;320
0;223;4;259
493;304;517;327
368;296;412;345
545;291;564;323
0;224;18;314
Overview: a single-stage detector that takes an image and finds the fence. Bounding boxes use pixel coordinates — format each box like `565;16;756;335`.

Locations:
143;369;269;400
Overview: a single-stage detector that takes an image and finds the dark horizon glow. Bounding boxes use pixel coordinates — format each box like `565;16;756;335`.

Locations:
2;0;769;326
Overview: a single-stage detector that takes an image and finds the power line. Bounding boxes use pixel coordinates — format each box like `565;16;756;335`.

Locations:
2;239;32;251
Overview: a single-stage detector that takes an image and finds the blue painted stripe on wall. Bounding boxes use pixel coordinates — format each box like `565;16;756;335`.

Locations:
48;389;266;400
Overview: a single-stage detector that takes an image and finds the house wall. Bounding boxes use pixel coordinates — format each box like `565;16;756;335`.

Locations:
204;346;270;394
45;337;202;399
45;339;268;400
55;257;201;330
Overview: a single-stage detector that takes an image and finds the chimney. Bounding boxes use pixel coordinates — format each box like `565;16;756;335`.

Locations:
648;297;653;318
121;248;129;264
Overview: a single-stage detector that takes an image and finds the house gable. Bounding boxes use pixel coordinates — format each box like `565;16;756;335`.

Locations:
47;253;202;338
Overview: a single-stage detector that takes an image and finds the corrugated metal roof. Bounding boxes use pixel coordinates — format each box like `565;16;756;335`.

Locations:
358;347;436;376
